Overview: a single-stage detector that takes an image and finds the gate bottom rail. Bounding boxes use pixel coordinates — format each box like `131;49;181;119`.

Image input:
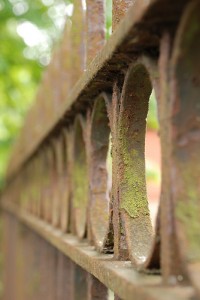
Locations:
1;201;195;300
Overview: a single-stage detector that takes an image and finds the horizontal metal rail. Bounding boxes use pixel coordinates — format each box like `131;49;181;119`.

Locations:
2;201;194;300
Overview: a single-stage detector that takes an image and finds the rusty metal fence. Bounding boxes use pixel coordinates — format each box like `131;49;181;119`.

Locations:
1;0;200;299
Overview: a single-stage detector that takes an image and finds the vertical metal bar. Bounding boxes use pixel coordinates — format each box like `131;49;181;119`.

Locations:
38;239;58;300
67;128;75;234
45;145;54;223
111;81;129;260
112;0;132;31
72;116;88;238
111;0;132;260
19;225;41;300
28;232;42;300
50;48;62;114
73;264;88;300
88;94;113;252
39;238;51;300
52;136;63;228
70;0;86;87
86;0;105;64
87;274;108;300
56;253;74;300
2;213;17;300
60;20;71;102
52;138;59;227
48;243;58;300
36;154;43;218
159;33;183;282
60;129;70;233
13;217;25;300
165;2;200;293
40;150;47;220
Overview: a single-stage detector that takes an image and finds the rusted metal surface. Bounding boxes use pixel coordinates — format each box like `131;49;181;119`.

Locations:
70;0;86;84
1;203;196;300
2;0;200;299
56;253;74;300
169;0;200;295
87;274;108;300
72;115;88;238
2;213;17;300
112;0;133;31
89;93;113;252
117;62;153;268
60;129;70;233
158;33;184;283
52;135;64;228
60;20;71;103
86;0;105;63
110;81;129;261
44;145;55;223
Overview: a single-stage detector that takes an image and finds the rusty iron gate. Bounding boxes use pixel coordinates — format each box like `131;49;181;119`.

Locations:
1;0;200;299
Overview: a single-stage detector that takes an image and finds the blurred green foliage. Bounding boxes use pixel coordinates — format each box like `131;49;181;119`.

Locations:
0;0;72;188
106;0;112;38
146;160;161;183
0;217;3;298
147;90;159;131
146;90;159;183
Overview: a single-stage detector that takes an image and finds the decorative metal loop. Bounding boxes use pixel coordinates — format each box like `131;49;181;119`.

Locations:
170;0;200;294
52;134;66;228
33;158;40;216
118;61;160;268
72;115;88;238
60;129;70;233
89;93;113;252
51;138;60;227
43;145;55;223
38;151;46;218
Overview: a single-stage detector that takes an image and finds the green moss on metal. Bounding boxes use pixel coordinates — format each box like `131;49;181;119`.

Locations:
119;124;150;218
73;160;88;209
